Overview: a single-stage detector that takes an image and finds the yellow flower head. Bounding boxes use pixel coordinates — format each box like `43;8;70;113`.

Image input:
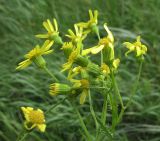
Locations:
76;10;98;34
71;79;89;105
36;19;63;45
66;24;87;43
62;48;79;72
49;83;71;96
82;45;104;56
67;66;82;79
82;24;114;60
123;36;147;57
98;24;115;61
21;107;46;132
80;79;89;104
79;89;89;105
62;46;89;72
61;42;75;50
61;42;75;58
68;66;89;80
16;40;53;70
101;63;110;75
112;58;120;70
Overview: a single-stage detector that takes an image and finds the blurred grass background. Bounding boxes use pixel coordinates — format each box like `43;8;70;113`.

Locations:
0;0;160;140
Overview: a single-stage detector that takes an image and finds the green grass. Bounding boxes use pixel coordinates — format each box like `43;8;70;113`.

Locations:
0;0;160;140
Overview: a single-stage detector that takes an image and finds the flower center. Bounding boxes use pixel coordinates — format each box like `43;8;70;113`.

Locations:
80;79;89;88
29;110;45;124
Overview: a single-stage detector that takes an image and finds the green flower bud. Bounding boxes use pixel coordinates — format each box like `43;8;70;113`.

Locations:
87;62;101;76
61;42;74;58
33;56;46;68
50;34;63;45
81;69;89;79
49;83;71;96
75;55;89;67
90;23;99;36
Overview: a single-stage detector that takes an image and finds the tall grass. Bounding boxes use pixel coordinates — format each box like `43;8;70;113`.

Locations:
0;0;160;140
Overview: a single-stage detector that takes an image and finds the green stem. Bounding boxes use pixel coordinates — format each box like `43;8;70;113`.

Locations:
45;97;67;114
96;31;103;66
88;90;98;130
43;66;58;82
117;59;143;123
16;130;29;141
110;71;124;132
101;94;108;125
74;106;92;141
96;31;101;41
95;93;108;141
111;71;124;109
108;91;118;133
125;60;143;109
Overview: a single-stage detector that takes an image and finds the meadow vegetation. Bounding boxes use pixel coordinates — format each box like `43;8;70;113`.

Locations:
0;0;160;141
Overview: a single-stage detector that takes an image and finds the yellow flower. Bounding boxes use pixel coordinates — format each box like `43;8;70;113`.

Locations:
62;47;89;72
66;24;88;43
61;42;75;50
82;45;104;56
16;40;53;70
99;23;114;61
62;48;79;72
76;10;98;34
36;19;63;45
123;36;147;57
113;58;120;70
21;107;46;132
49;83;71;96
101;63;110;75
68;66;89;80
71;79;89;104
61;42;75;58
67;66;82;79
81;23;114;61
79;89;89;105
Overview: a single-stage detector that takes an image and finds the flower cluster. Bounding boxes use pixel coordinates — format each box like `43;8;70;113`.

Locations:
17;9;147;134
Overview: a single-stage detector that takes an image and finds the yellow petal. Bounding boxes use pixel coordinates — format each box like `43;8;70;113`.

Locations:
76;22;89;28
21;107;33;121
47;19;54;32
94;10;98;23
113;58;120;69
61;62;72;72
53;18;58;32
123;42;135;50
136;36;141;42
104;23;114;43
142;45;147;52
37;124;46;132
136;47;142;56
80;89;88;105
43;49;53;55
42;40;54;51
91;45;104;54
82;48;92;56
35;34;49;38
74;24;79;36
68;29;75;37
43;21;51;32
89;9;93;20
16;59;32;70
65;34;72;39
